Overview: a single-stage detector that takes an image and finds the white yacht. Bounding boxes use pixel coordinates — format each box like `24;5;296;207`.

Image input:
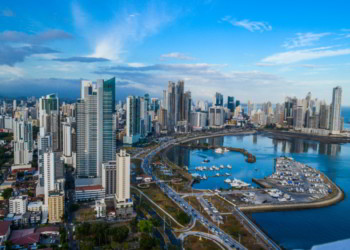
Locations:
227;165;232;169
224;178;231;183
230;179;250;188
216;173;220;177
215;148;224;154
225;173;231;176
220;165;224;169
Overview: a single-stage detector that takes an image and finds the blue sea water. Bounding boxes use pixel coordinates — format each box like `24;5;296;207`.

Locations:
168;135;350;249
167;107;350;250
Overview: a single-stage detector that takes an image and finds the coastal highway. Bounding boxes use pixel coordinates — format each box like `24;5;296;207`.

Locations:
140;134;248;250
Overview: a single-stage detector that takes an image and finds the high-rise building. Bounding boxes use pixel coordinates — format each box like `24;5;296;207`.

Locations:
48;191;64;223
319;104;330;129
76;81;97;177
191;111;208;129
184;91;192;124
39;94;60;150
13;119;33;165
213;92;223;107
102;161;117;198
209;107;225;127
115;150;132;207
293;104;304;128
227;96;235;112
97;78;116;165
62;123;72;157
329;86;342;133
175;80;185;123
167;81;176;131
9;196;28;215
235;100;240;108
13;100;17;112
44;151;64;205
124;96;141;144
76;78;116;178
158;108;168;130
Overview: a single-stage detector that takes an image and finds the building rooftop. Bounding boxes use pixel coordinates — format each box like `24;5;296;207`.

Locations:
0;221;11;236
36;226;59;234
75;185;104;191
75;177;101;187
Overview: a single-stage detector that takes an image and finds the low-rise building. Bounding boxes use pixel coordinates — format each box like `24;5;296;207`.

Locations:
27;201;43;212
75;185;105;202
9;195;28;215
0;221;11;245
95;199;106;218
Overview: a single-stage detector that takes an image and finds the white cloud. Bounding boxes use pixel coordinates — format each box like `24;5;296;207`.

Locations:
160;52;195;60
283;32;331;49
0;65;23;77
261;47;350;65
72;2;176;62
222;17;272;32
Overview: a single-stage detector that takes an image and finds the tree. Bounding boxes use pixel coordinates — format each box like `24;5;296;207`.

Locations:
130;217;138;233
4;240;13;249
138;220;153;234
2;188;13;200
110;225;129;243
140;233;158;250
176;211;190;225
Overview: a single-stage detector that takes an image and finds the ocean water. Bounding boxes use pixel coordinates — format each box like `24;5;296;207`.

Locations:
167;133;350;249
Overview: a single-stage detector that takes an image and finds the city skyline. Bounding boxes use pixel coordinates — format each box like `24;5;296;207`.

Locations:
1;1;350;104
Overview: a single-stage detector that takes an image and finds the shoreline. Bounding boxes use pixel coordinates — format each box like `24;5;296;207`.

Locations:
261;128;350;144
165;130;345;213
242;179;345;213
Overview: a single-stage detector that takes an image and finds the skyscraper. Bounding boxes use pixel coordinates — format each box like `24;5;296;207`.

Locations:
76;78;116;178
175;80;185;123
39;94;60;150
44;151;64;205
76;81;98;177
209;106;225;127
213;92;223;107
319;104;330;129
13;119;33;165
115;150;132;206
329;86;342;133
227;96;235;112
184;91;192;124
123;96;141;144
97;78;116;166
62;123;72;157
167;81;176;131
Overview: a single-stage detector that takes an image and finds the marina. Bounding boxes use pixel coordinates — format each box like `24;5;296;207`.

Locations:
167;133;350;249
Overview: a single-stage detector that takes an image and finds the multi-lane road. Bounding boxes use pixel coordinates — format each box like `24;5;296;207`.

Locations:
140;136;248;250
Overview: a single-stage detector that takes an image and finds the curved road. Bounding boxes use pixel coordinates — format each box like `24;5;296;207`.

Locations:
179;231;229;250
140;133;248;250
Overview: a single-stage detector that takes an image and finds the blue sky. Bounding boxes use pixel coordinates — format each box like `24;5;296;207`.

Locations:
1;0;350;104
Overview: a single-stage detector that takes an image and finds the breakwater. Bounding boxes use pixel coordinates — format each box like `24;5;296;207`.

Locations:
180;144;257;163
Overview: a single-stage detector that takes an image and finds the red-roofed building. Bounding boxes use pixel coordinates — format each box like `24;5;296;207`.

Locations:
9;228;40;246
35;226;59;235
0;221;11;244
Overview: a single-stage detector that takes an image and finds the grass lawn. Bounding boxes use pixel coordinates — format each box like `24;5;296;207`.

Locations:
183;235;223;250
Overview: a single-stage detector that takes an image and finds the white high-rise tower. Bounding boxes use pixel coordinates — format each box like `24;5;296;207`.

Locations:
329;86;342;133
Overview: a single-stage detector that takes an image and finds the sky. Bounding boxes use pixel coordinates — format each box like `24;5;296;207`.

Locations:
1;0;350;104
